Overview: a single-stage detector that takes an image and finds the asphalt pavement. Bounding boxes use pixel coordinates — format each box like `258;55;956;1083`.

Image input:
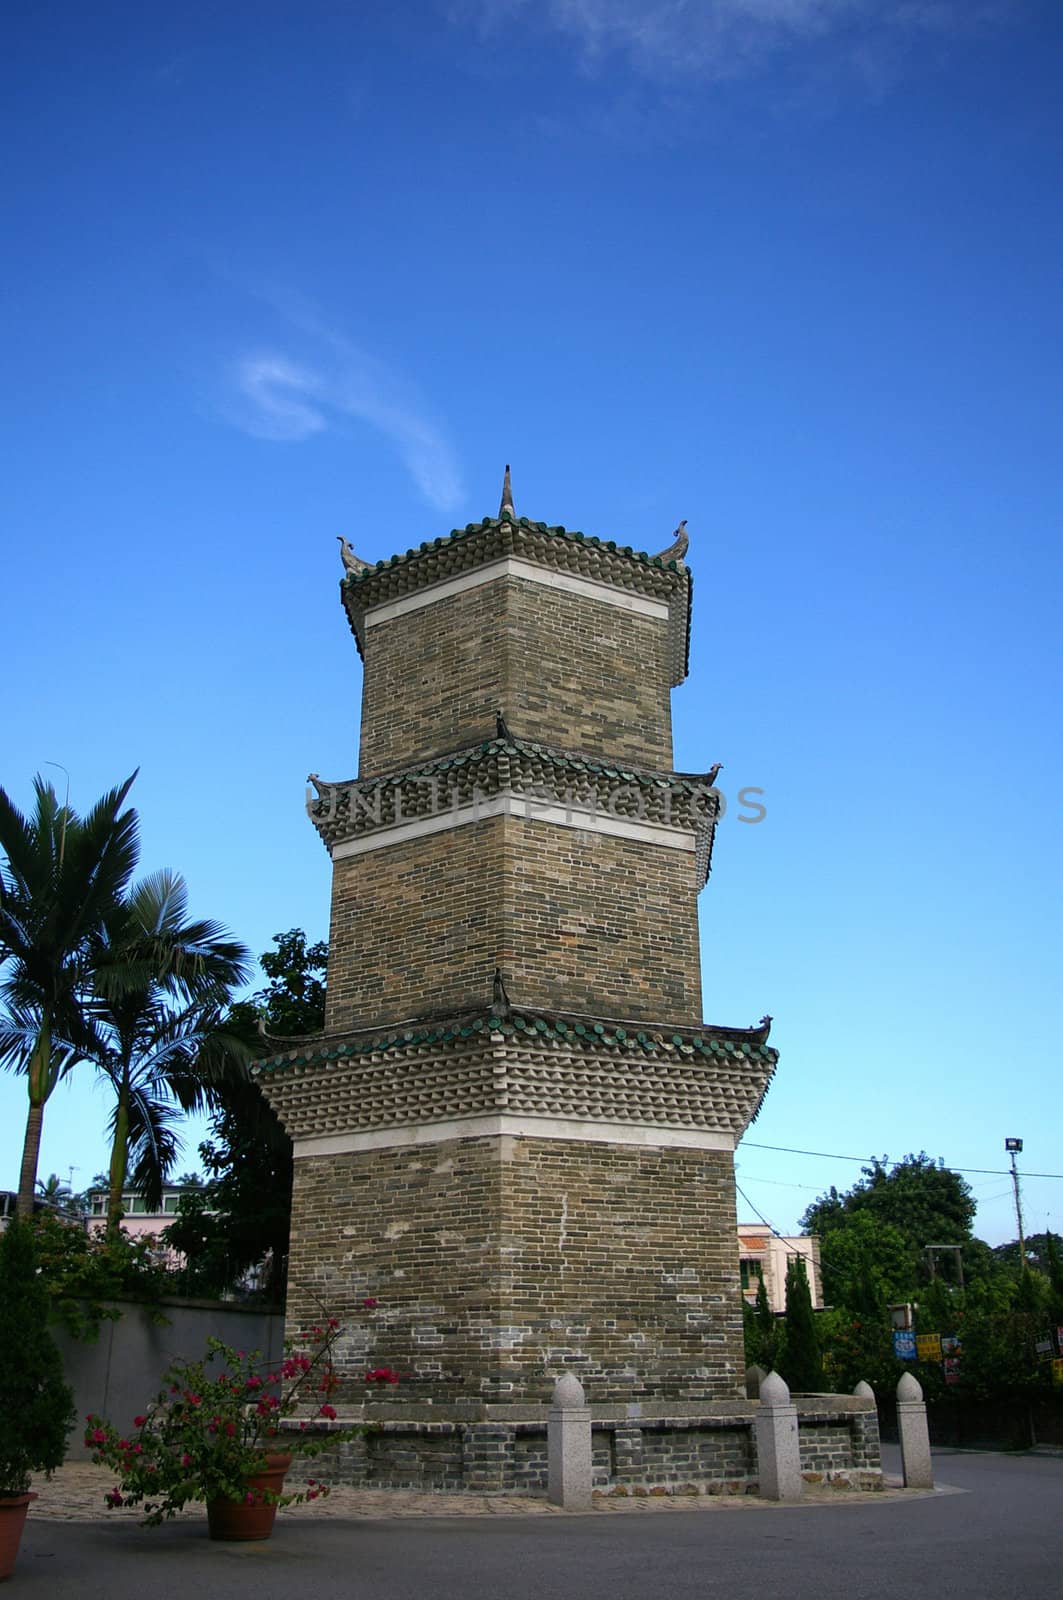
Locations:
16;1446;1062;1600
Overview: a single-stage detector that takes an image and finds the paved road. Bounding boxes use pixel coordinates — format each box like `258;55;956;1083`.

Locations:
18;1448;1062;1600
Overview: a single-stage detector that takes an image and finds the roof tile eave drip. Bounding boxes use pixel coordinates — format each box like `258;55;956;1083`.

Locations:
341;515;677;583
310;735;719;799
253;1004;777;1076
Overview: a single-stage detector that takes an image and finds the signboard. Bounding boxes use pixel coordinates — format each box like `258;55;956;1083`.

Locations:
1053;1359;1063;1387
916;1334;942;1361
941;1335;962;1355
893;1330;917;1360
943;1358;961;1385
1057;1326;1063;1353
1035;1337;1053;1357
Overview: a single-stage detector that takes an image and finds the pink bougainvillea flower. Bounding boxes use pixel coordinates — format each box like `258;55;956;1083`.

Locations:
318;1404;337;1420
133;1415;147;1428
361;1299;378;1310
181;1454;193;1467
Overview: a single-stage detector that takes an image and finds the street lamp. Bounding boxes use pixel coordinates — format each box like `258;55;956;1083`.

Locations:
1005;1138;1026;1264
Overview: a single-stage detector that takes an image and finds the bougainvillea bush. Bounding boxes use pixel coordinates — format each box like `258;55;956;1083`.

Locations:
85;1321;354;1524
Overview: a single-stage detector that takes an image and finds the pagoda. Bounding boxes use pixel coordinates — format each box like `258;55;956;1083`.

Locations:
256;470;777;1414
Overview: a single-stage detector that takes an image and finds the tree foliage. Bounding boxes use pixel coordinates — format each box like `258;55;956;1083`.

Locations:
779;1255;824;1393
742;1273;782;1374
818;1210;912;1314
164;929;326;1302
228;928;327;1039
802;1153;976;1273
0;772;139;1216
0;1218;77;1491
88;869;251;1224
30;1209;171;1338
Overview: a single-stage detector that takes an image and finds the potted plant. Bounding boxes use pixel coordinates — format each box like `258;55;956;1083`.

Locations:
86;1318;353;1540
0;1218;77;1579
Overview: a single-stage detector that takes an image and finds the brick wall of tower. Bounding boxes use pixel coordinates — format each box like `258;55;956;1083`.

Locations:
358;575;674;777
324;816;702;1032
323;819;505;1032
500;816;702;1023
285;1134;745;1407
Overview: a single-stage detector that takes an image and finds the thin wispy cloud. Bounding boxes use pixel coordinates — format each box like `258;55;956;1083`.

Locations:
225;304;464;514
450;0;1009;83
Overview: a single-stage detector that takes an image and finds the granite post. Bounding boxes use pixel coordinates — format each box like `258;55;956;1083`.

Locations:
548;1372;593;1510
754;1370;802;1501
896;1372;933;1488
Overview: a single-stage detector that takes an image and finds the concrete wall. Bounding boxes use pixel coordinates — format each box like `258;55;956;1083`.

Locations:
58;1298;285;1460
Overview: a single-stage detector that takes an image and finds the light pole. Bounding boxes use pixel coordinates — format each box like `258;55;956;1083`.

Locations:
1005;1137;1026;1267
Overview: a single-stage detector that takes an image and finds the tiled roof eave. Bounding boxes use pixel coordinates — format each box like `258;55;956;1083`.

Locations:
312;734;718;798
253;1004;776;1077
339;515;692;684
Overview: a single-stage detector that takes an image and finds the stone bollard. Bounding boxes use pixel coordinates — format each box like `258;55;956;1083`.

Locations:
745;1364;767;1399
896;1372;934;1489
754;1371;803;1501
548;1372;593;1510
852;1380;875;1402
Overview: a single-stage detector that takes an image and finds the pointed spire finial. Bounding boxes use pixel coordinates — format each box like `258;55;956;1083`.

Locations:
499;463;514;517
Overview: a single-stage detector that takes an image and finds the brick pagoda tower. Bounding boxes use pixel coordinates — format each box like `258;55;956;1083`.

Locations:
257;471;777;1416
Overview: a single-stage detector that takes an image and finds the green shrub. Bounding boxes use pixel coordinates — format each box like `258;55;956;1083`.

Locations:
0;1219;77;1492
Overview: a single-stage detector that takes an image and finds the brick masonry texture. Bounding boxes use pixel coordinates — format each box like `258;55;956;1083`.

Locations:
286;1134;744;1407
325;813;702;1031
286;1406;882;1494
358;575;674;777
324;819;504;1031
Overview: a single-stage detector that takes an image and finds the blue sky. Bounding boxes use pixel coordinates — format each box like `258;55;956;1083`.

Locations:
3;2;1061;1246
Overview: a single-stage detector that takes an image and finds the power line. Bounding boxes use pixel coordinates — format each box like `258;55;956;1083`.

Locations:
740;1141;1063;1181
734;1181;810;1258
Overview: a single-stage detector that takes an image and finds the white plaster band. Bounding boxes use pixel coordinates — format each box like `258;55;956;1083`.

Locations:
331;793;697;861
363;557;670;627
293;1114;736;1159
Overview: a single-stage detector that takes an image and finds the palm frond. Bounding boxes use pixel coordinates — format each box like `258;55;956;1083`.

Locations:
121;1082;185;1212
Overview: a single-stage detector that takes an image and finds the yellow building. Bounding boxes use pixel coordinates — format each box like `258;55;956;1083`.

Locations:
738;1224;822;1313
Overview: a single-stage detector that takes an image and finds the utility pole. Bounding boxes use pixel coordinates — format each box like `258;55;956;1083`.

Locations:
1005;1137;1026;1268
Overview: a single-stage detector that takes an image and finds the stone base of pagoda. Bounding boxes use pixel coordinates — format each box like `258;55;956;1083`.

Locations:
278;1394;883;1495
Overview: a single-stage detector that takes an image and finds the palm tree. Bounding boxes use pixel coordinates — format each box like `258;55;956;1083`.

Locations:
34;1172;73;1208
0;774;139;1217
90;870;252;1231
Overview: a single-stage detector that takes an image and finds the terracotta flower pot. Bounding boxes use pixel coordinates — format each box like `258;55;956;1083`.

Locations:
0;1492;38;1581
205;1454;292;1542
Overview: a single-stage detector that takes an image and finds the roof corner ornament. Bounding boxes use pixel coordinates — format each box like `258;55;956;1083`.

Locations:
499;463;515;518
492;966;512;1016
306;772;338;821
655;519;688;564
337;535;371;577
